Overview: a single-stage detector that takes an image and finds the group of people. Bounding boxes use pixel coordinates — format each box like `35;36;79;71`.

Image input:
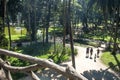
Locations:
86;47;100;62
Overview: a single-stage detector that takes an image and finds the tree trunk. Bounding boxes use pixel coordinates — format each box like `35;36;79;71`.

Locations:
0;68;8;80
34;1;37;42
68;0;76;69
46;0;51;43
7;17;11;50
30;14;36;41
46;27;49;43
6;8;11;50
63;0;66;48
2;0;6;32
43;28;45;45
112;7;119;55
28;8;32;44
53;24;56;53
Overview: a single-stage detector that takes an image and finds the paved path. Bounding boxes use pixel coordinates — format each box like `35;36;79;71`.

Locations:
62;46;120;80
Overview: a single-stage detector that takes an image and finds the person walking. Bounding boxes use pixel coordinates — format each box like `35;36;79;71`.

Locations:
90;47;93;59
97;48;100;58
94;54;97;62
86;47;89;58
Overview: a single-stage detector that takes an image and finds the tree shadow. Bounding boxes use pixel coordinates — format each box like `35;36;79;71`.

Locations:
19;68;68;80
37;68;67;80
82;69;120;80
21;42;52;56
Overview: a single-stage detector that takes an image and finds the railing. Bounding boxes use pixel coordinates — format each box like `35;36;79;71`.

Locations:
0;48;87;80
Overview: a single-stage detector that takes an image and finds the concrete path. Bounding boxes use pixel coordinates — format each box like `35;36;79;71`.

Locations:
62;46;120;80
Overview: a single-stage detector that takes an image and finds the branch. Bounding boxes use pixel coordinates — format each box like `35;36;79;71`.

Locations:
0;58;42;72
0;68;8;80
29;71;40;80
0;49;87;80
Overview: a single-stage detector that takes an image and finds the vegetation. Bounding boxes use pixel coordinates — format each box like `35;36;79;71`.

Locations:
5;27;27;40
7;42;77;79
8;42;78;65
101;52;120;72
5;27;27;36
0;0;120;79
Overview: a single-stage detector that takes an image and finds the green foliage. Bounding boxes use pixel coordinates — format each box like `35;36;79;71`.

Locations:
88;42;99;47
21;42;53;56
13;36;31;42
7;57;30;66
101;52;120;72
7;57;30;80
8;42;78;68
49;44;78;63
49;27;63;37
0;33;8;48
20;42;78;63
7;42;78;79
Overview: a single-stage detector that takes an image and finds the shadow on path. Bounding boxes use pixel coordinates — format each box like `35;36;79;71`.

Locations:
82;69;120;80
19;68;67;80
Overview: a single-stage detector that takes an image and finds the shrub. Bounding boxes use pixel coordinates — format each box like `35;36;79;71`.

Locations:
0;33;8;48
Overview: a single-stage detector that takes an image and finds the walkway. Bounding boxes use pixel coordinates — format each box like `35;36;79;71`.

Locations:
62;46;120;80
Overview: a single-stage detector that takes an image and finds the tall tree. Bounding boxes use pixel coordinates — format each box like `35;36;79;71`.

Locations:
68;0;76;68
6;0;23;49
88;0;120;55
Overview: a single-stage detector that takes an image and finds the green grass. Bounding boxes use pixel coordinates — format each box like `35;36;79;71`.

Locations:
101;52;120;71
49;27;63;32
4;27;27;35
6;35;26;40
4;27;27;40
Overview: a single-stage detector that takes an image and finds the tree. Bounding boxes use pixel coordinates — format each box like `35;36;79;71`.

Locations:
22;0;38;41
88;0;120;55
5;0;23;49
0;0;8;49
68;0;76;68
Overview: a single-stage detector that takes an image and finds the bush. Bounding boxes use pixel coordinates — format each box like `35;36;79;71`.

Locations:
7;57;30;79
49;43;78;63
0;33;8;48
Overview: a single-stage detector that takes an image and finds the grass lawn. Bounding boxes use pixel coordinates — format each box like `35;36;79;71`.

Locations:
4;27;27;40
6;35;26;40
101;52;120;71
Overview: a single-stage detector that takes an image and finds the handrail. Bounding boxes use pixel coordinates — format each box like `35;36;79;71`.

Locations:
0;48;87;80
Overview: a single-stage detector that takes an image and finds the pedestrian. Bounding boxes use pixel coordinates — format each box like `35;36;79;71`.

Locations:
94;54;96;62
86;47;89;58
90;47;93;59
97;48;100;58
